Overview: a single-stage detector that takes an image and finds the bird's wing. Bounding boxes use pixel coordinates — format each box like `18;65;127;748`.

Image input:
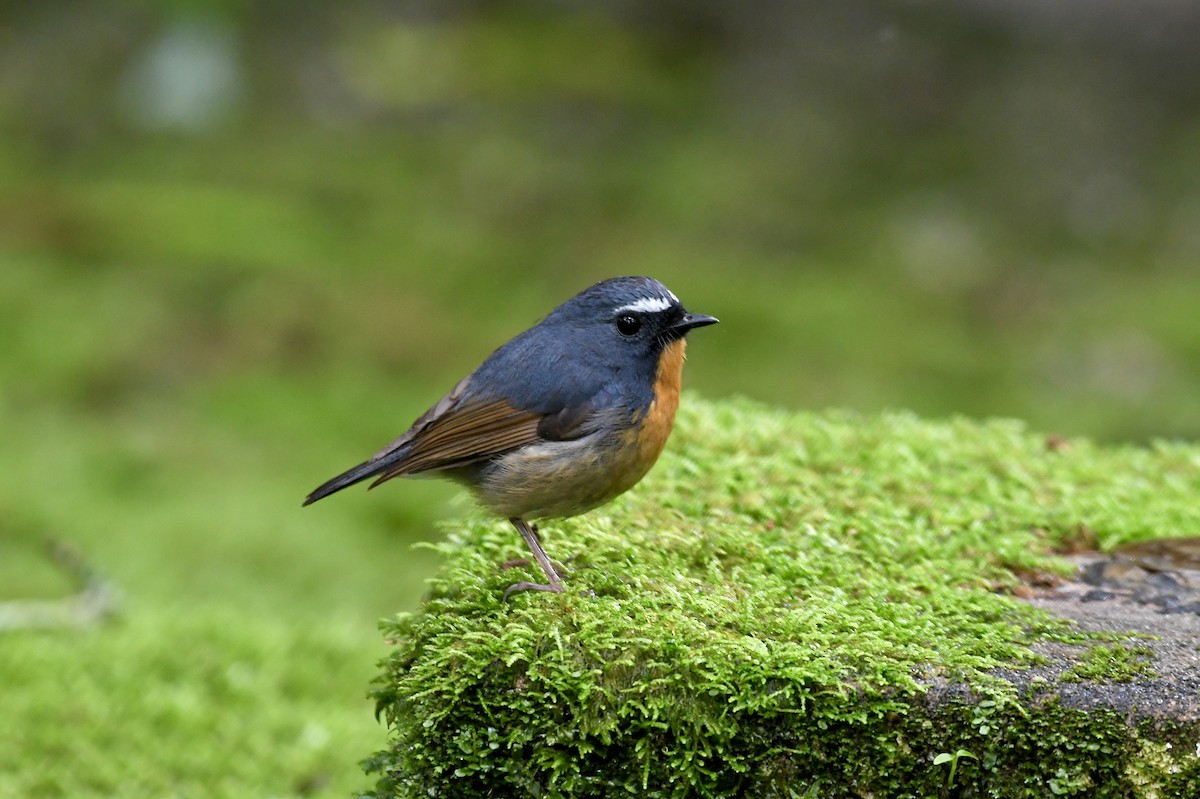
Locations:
371;396;543;480
535;401;603;442
304;374;542;505
303;328;615;506
367;382;604;487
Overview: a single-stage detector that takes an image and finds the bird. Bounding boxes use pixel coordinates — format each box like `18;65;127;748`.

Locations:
303;276;717;598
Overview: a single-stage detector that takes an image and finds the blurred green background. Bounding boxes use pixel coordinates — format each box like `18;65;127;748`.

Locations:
2;1;1198;796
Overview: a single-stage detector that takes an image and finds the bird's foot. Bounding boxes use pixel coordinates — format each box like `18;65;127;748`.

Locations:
498;557;571;575
502;580;565;601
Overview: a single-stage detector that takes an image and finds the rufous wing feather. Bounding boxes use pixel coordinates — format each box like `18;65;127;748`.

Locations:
303;369;602;506
368;397;543;486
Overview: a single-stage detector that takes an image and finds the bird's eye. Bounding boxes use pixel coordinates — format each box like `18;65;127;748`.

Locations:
615;314;642;336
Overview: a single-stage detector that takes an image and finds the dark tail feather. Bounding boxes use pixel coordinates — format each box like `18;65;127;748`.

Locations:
303;458;391;506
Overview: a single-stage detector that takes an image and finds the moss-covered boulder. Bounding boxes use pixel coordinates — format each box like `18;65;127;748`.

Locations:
365;397;1200;797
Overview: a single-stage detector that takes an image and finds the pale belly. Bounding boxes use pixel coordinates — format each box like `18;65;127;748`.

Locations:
469;426;661;520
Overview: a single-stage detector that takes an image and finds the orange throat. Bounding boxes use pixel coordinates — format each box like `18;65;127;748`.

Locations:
636;338;687;462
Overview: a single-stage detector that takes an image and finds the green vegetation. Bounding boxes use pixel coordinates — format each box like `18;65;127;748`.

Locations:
3;4;1200;797
1062;644;1157;684
367;398;1200;797
2;611;380;797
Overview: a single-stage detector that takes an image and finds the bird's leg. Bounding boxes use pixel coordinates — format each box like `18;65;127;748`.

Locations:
498;522;539;569
503;518;565;599
498;524;571;572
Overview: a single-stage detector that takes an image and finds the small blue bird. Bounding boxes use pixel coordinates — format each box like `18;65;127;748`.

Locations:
304;276;717;597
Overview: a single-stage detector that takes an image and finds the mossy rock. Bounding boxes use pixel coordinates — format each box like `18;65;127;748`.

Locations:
365;397;1200;797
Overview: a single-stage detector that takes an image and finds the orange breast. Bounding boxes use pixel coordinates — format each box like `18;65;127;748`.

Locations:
602;337;688;503
471;338;690;520
635;338;686;464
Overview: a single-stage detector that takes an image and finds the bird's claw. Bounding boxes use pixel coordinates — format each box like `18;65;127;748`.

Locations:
502;581;565;601
499;557;570;575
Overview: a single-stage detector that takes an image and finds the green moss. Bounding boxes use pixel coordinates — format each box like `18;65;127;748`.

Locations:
1062;644;1157;684
366;397;1200;797
0;608;389;798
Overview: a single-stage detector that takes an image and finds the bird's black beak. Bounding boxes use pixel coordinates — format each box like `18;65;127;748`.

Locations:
666;312;719;338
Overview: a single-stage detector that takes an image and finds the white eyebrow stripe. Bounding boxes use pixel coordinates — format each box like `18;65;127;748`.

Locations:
616;296;674;315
